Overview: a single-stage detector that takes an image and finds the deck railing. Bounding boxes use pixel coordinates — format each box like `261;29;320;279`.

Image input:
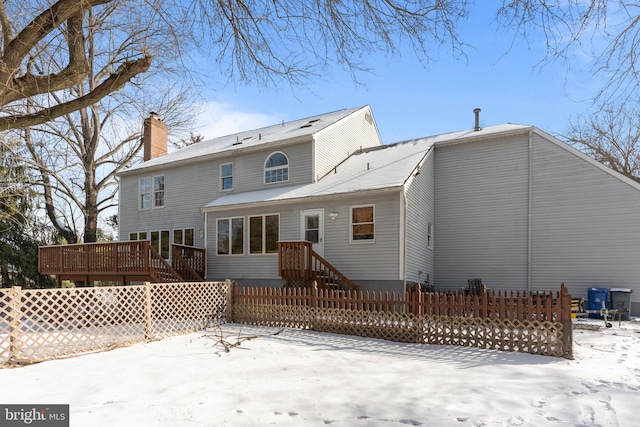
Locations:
277;241;360;292
38;241;189;284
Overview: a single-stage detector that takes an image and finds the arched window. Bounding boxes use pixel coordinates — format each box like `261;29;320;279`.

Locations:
264;152;289;183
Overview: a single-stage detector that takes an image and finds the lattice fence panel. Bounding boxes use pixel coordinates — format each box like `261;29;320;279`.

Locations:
233;303;312;329
150;282;229;338
1;282;230;366
232;302;568;357
423;315;565;357
1;289;13;365
312;308;424;343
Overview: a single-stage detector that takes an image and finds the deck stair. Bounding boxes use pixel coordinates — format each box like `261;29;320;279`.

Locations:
278;241;360;292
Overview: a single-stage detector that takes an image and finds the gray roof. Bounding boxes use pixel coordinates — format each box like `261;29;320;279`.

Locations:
202;123;533;210
203;138;434;210
124;106;365;173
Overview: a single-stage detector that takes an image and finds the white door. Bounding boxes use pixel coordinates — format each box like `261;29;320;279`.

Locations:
300;209;324;257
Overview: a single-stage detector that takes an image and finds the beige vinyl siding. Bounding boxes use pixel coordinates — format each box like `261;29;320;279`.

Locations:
530;133;640;304
228;141;313;192
313;106;382;181
119;161;215;248
119;141;313;242
405;150;435;285
205;191;402;283
434;134;530;292
322;192;401;281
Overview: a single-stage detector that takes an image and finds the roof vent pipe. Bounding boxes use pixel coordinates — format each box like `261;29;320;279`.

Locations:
473;108;482;131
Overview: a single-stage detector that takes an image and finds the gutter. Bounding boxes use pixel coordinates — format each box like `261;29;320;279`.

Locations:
200;185;403;213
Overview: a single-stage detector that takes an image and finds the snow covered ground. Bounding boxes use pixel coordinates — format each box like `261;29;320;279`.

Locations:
1;318;638;426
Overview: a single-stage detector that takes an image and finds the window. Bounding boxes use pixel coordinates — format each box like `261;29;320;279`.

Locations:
249;214;279;254
150;230;170;259
173;228;195;246
154;175;165;207
427;222;433;249
221;163;233;190
139;176;164;209
139;177;151;209
264;152;289;183
351;205;374;242
129;231;148;241
217;218;244;255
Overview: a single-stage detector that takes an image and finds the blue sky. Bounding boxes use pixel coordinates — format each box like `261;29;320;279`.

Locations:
192;4;600;145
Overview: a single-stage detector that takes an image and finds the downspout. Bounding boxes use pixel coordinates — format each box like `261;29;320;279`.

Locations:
527;129;533;292
401;190;407;293
203;212;208;279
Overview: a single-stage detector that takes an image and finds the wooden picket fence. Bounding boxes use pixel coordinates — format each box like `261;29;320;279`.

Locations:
1;280;573;365
231;283;573;358
0;281;231;366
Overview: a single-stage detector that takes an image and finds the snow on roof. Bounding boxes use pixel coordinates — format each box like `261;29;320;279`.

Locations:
202;123;534;210
125;106;366;173
416;123;532;145
204;138;434;210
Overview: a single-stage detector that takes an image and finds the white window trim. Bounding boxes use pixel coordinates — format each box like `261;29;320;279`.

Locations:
248;213;280;254
173;227;195;247
139;177;151;210
427;222;434;250
350;204;375;244
153;175;165;209
150;229;170;259
216;217;245;256
264;151;289;184
139;175;165;210
220;162;234;191
129;231;150;241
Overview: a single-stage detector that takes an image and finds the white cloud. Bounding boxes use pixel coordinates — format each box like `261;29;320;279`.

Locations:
194;101;279;140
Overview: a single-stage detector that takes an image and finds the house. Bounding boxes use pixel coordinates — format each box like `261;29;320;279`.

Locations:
111;105;639;315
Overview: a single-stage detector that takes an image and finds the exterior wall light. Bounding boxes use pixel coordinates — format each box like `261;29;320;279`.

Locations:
328;212;339;221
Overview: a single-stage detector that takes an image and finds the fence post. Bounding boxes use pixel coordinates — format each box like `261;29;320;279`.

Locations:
310;281;319;330
8;286;23;363
559;283;573;359
144;282;152;340
225;279;235;323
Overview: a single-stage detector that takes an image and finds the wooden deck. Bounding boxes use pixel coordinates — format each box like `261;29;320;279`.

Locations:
39;241;205;286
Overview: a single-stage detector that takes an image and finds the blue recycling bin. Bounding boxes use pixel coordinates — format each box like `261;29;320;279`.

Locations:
588;288;609;318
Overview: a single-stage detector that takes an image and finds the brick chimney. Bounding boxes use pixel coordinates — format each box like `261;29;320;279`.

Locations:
143;112;168;161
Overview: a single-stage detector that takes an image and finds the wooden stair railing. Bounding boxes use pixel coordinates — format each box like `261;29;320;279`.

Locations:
278;241;360;292
171;244;205;282
148;244;184;283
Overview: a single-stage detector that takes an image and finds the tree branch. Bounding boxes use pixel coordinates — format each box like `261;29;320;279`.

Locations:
0;55;152;131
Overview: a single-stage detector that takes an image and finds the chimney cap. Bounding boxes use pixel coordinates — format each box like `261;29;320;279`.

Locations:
149;111;161;119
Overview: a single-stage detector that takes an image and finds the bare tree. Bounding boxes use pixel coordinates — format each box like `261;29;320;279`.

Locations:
564;102;640;183
1;0;471;132
4;1;197;243
0;0;153;131
496;1;640;102
190;0;470;85
3;0;474;244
